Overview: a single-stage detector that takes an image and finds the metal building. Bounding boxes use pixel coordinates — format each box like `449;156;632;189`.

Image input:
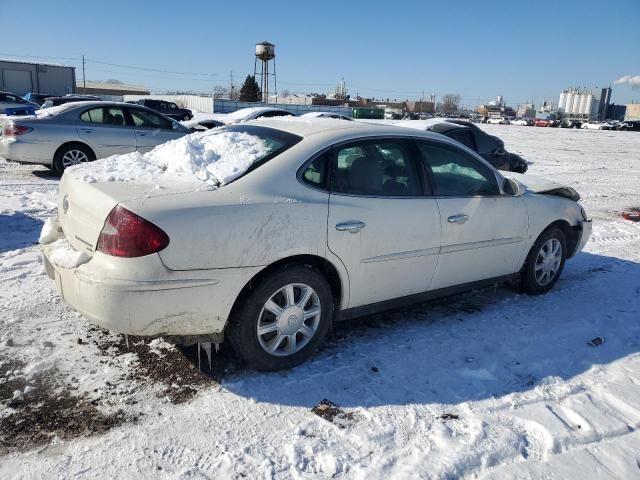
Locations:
557;86;611;121
0;59;76;96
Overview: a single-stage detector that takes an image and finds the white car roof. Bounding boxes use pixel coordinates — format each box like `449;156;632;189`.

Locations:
244;117;450;141
228;107;293;120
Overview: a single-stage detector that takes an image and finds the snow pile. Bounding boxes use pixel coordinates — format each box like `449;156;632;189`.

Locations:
68;130;274;187
47;238;90;268
38;217;61;245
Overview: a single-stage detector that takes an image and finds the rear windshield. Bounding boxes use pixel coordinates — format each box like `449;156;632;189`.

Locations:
220;124;302;183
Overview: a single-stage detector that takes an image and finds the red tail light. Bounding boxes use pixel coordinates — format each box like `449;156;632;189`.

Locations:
97;206;169;258
3;125;33;136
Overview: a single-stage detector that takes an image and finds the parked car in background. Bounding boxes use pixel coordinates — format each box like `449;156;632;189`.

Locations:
581;121;605;130
187;119;226;131
426;120;528;173
132;99;193;121
0;91;38;115
41;119;591;370
42;95;103;108
560;120;582;129
300;112;353;121
511;118;529;126
487;117;510;125
534;118;550;127
224;107;295;124
0;101;190;174
23;92;56;106
616;120;640;131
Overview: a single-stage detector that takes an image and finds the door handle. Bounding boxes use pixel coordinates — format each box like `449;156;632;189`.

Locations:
336;221;366;233
135;131;147;136
448;214;469;224
80;128;93;133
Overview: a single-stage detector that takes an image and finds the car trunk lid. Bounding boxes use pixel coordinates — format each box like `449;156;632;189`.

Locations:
57;173;200;256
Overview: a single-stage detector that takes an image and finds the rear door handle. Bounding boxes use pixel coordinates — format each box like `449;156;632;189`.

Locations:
448;214;469;224
136;131;147;136
336;221;366;233
80;128;93;133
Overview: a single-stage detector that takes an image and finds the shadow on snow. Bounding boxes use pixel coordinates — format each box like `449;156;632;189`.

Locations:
0;212;44;254
217;251;640;408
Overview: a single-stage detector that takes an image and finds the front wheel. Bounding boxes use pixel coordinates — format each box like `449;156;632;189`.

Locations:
182;114;191;121
227;265;334;371
520;227;567;295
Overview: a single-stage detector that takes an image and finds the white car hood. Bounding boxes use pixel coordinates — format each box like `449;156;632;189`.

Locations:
503;172;580;200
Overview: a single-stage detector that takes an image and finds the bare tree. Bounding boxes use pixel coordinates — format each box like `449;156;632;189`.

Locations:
439;93;461;114
213;85;228;99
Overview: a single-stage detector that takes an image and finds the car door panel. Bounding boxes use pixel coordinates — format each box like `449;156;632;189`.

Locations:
127;107;185;152
76;106;136;158
417;140;528;290
432;196;527;289
328;195;441;308
325;139;441;308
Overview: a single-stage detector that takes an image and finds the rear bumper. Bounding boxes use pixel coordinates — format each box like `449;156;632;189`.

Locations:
0;138;54;165
42;232;260;337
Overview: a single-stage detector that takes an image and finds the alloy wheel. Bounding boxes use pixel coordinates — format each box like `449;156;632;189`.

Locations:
256;283;321;357
62;149;89;168
534;238;562;286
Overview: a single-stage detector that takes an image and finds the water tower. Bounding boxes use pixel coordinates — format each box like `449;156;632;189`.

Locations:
254;41;277;103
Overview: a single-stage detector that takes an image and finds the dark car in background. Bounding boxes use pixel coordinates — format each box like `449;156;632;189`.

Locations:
42;95;103;108
616;121;640;131
132;99;193;121
23;93;56;106
560;120;582;129
427;120;528;173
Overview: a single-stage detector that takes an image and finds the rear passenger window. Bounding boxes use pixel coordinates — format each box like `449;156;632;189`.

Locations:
302;152;329;188
332;140;422;196
418;142;499;196
80;107;127;126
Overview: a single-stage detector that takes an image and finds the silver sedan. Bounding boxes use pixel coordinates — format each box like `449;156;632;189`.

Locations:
0;101;190;173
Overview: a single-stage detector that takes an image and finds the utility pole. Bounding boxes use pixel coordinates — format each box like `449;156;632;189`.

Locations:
82;54;86;91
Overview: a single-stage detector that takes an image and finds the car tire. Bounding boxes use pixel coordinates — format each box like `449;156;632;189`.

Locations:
183;114;191;121
520;227;567;295
227;265;334;371
53;143;95;175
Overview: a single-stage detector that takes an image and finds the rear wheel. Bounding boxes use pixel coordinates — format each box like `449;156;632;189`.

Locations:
520;227;567;295
53;144;95;175
227;265;334;371
182;114;191;121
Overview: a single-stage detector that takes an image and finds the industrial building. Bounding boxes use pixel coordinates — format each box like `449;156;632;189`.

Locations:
0;59;76;96
76;81;150;101
625;103;640;121
557;87;612;121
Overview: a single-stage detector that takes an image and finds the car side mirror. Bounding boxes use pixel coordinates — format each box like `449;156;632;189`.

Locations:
503;177;524;196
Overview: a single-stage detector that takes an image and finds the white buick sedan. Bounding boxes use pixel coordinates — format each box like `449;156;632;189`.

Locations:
41;119;592;370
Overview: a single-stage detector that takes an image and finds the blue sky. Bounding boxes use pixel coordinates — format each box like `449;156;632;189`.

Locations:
1;0;639;107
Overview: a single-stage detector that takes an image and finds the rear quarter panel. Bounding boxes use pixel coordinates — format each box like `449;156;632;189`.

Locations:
121;145;332;271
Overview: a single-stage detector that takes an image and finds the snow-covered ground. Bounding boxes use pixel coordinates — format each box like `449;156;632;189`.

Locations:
1;125;640;479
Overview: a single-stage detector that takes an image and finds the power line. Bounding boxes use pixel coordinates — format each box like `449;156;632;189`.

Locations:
84;58;218;77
